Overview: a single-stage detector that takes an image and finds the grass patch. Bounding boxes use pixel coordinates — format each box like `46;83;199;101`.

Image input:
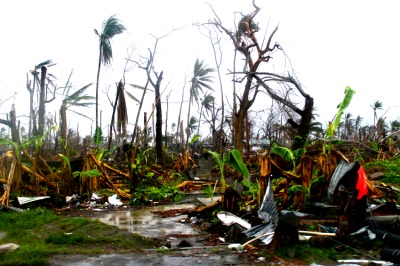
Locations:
0;208;162;265
364;156;400;184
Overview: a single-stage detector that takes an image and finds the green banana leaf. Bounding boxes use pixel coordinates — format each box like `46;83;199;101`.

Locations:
226;149;250;178
331;86;355;133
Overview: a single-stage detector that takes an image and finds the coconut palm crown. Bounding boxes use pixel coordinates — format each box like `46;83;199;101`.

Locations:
94;15;126;141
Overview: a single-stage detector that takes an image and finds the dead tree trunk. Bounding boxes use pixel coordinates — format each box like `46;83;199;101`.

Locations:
154;71;164;165
38;66;47;136
207;1;279;155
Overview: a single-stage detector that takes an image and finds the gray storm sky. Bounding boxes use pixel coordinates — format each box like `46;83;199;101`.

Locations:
1;0;399;137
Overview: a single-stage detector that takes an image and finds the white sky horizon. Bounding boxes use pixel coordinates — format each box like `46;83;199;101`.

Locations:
1;0;400;140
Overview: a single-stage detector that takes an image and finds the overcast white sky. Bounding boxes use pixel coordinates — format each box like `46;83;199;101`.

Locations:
1;0;400;138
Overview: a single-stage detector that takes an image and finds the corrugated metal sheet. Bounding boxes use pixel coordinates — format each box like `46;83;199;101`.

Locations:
17;196;50;205
243;178;278;245
327;160;357;202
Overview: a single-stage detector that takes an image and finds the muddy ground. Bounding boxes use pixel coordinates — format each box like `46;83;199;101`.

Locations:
50;206;260;266
49;205;342;266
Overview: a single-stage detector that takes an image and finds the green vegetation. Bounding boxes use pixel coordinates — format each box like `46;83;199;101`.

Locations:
205;148;249;194
203;179;218;202
242;179;259;201
129;184;185;205
364;156;400;184
0;208;160;265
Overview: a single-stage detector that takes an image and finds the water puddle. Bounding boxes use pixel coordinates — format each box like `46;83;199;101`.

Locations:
51;201;248;265
96;203;202;239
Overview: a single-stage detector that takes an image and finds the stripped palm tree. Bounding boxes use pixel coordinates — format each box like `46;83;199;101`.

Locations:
186;59;215;146
370;100;383;127
353;115;363;140
354;115;363;131
188;116;198;135
117;82;128;138
343;112;355;139
197;92;215;135
60;70;94;153
94;15;126;144
27;60;56;137
108;81;141;151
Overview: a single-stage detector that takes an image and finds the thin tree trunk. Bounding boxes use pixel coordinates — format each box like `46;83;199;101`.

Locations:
176;82;186;149
108;82;122;151
209;29;225;152
26;74;35;137
60;105;67;153
152;103;155;147
197;104;203;136
245;113;251;160
143;112;148;149
186;97;192;148
180;122;184;149
154;71;163;165
38;66;47;136
95;44;102;133
164;92;170;148
10;105;20;144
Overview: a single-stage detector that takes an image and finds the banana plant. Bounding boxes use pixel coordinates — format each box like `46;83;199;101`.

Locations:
72;169;102;196
0;125;59;162
271;143;307;173
0;125;59;194
205;148;249;194
324;86;355;152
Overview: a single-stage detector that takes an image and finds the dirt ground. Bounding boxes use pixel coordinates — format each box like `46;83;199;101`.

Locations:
50;205;341;266
50;206;261;266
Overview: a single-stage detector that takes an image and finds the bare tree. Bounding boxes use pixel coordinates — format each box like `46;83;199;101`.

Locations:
250;72;314;150
206;1;314;151
127;31;175;166
206;1;280;154
0;104;19;143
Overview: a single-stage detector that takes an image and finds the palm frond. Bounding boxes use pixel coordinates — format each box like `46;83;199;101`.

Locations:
68;102;95;108
62;69;74;96
97;15;126;66
102;15;126;38
69;110;94;121
125;90;139;103
64;83;94;103
189;58;215;107
128;83;145;90
128;83;154;92
35;59;53;69
101;39;113;66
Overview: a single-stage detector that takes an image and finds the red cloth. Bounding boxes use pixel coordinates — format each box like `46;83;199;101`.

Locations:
356;165;368;199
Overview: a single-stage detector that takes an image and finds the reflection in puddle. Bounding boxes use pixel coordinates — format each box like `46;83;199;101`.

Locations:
97;203;202;239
